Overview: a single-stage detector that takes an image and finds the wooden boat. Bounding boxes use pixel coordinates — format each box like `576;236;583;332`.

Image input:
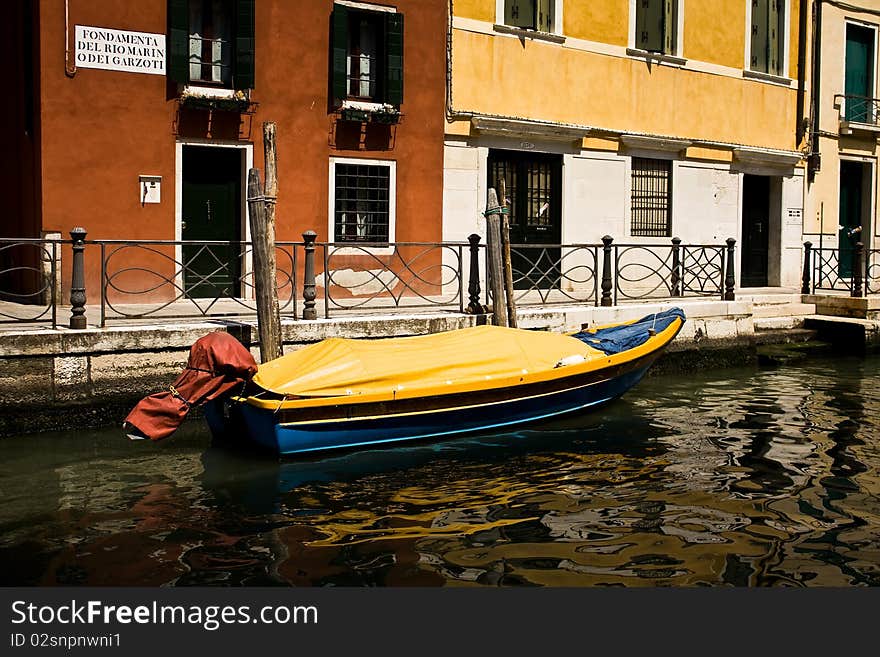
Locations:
203;308;685;456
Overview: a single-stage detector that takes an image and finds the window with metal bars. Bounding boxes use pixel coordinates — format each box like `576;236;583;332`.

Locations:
750;0;784;76
631;158;672;237
504;0;554;33
333;162;392;242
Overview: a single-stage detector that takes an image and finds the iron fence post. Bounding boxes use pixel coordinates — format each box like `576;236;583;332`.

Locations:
671;237;682;297
467;234;484;314
724;238;736;301
69;227;87;329
51;241;58;329
601;235;613;307
302;230;317;320
853;241;864;297
100;243;107;328
801;241;812;295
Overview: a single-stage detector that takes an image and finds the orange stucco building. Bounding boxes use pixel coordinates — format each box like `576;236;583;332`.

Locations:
3;0;446;301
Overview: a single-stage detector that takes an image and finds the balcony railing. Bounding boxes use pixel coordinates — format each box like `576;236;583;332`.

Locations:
835;94;880;132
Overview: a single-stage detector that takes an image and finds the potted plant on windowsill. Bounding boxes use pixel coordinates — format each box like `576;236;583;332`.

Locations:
371;106;400;125
180;88;251;112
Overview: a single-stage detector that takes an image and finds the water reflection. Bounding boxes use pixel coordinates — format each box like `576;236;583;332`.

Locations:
0;355;878;586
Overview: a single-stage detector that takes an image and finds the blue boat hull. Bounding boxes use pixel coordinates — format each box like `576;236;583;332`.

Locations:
206;359;654;456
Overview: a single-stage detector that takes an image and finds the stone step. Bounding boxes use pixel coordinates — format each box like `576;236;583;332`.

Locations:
739;293;804;306
751;303;816;318
753;327;820;346
754;316;807;331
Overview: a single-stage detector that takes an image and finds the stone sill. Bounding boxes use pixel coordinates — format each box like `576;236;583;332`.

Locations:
492;24;566;45
626;48;687;67
741;69;794;87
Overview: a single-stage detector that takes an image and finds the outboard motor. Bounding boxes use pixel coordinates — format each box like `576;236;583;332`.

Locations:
124;331;258;441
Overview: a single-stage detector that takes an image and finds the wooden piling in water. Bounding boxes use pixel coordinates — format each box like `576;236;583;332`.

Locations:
498;178;517;328
247;160;283;363
485;188;507;327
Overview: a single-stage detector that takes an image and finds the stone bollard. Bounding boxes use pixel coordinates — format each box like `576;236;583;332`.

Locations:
302;230;318;320
724;238;736;301
801;241;812;295
466;233;485;314
69;227;87;329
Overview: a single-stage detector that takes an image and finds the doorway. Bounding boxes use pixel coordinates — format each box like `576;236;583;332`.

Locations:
838;160;871;278
487;150;562;289
741;175;770;287
181;145;243;298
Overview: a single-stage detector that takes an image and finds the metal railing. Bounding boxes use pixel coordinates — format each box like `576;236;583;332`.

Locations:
502;244;600;306
99;239;298;326
835;94;880;128
0;238;60;328
801;241;878;297
869;249;880;295
319;240;467;317
496;237;734;306
0;229;741;329
612;239;729;303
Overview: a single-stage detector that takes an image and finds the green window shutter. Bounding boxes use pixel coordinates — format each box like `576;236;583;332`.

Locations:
167;0;189;84
751;0;769;72
385;12;404;107
663;0;675;55
537;0;553;32
234;0;255;89
769;0;781;76
637;0;663;52
505;1;534;30
331;4;349;108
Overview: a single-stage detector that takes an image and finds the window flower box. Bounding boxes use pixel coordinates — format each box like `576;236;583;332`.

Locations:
180;89;252;113
339;101;401;125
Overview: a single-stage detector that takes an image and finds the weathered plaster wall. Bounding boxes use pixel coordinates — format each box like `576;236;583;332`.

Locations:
36;0;447;300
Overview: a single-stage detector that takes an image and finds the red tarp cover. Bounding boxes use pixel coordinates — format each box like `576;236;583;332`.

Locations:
125;331;258;441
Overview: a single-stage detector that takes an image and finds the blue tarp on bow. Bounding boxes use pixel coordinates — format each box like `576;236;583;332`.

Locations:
571;307;686;355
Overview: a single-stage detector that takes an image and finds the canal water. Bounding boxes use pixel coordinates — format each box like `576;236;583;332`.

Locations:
1;354;878;587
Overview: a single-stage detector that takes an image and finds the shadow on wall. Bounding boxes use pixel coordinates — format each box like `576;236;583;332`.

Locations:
330;119;395;151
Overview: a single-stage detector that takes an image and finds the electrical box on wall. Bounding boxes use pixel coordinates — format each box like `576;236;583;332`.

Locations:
139;175;162;204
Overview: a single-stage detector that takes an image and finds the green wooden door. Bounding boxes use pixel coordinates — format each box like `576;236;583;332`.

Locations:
838;161;863;278
182;146;242;298
845;25;874;122
488;150;562;290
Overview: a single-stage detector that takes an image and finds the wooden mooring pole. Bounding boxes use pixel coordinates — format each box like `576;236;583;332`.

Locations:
498;178;517;328
246;123;283;363
484;188;507;327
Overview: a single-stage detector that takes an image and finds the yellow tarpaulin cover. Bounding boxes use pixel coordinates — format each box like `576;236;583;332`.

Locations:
253;325;606;398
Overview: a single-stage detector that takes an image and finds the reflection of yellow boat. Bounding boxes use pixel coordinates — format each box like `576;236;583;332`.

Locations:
206;309;686;456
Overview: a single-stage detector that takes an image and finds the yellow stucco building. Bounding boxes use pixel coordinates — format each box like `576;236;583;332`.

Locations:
444;0;809;289
806;0;880;289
